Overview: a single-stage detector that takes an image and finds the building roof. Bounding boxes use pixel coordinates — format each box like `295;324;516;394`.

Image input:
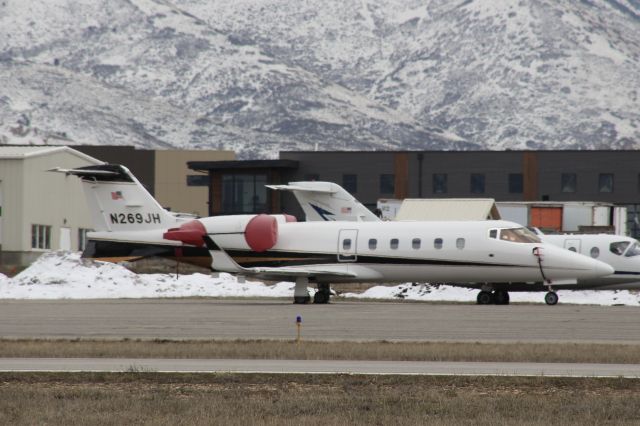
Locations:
0;145;102;163
396;198;501;221
188;159;298;171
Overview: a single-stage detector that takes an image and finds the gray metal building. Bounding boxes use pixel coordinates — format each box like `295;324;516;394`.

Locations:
0;146;102;270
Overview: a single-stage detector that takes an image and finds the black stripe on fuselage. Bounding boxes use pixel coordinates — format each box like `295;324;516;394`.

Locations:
224;249;538;269
614;271;640;276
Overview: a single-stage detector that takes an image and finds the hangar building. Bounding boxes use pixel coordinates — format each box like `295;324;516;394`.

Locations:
0;146;102;269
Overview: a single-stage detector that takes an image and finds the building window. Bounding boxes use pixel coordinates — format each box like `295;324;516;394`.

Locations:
31;224;51;250
470;173;485;194
390;238;399;250
78;228;92;251
561;173;576;193
433;173;447;194
508;173;523;194
221;174;268;214
380;174;395;195
343;174;357;194
186;175;209;186
456;238;465;249
434;238;443;249
368;239;377;250
412;238;421;249
599;173;614;193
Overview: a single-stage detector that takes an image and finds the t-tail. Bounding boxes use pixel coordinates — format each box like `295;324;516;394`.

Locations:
49;164;179;231
267;181;380;222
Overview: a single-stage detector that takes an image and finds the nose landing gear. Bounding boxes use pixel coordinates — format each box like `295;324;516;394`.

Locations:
544;291;559;305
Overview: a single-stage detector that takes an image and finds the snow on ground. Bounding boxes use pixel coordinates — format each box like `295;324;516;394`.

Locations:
1;251;640;305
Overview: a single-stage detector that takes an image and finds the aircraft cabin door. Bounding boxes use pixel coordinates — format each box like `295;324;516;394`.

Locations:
563;238;581;254
338;229;358;262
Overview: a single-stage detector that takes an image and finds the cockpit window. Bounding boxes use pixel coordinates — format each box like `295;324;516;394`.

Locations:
624;242;640;257
499;227;541;243
610;241;630;256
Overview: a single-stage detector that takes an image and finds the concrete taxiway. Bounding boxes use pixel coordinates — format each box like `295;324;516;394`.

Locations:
1;358;640;378
0;299;638;343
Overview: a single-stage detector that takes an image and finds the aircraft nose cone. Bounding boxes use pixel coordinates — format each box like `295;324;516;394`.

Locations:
594;260;615;277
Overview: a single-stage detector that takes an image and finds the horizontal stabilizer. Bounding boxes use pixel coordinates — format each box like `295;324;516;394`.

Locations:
266;183;337;194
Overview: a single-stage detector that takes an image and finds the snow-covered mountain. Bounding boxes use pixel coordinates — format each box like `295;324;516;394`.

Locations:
0;0;638;157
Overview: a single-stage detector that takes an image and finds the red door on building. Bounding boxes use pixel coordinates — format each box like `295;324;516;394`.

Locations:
530;207;563;232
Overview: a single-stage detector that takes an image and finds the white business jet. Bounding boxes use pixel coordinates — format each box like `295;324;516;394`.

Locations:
270;181;640;305
53;165;613;304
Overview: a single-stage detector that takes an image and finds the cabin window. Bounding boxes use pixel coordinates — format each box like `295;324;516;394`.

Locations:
489;229;497;239
343;239;352;250
368;239;377;250
590;247;600;258
412;238;421;249
610;241;630;256
499;227;541;243
434;238;443;249
456;238;465;249
390;238;399;250
625;242;640;257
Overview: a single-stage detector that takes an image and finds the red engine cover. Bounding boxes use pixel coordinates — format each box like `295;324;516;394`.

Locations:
163;220;206;247
244;214;278;252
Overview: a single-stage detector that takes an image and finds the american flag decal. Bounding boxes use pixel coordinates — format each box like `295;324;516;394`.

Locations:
111;191;123;200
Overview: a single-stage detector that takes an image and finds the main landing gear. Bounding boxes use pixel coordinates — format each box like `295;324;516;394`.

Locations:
476;290;510;305
313;283;331;304
293;277;332;304
476;289;559;305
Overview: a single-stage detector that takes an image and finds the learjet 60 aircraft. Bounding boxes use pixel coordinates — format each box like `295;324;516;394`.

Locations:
270;181;640;305
53;165;613;304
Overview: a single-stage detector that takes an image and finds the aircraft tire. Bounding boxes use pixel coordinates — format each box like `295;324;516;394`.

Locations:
544;291;559;306
294;296;311;304
477;291;494;305
494;290;510;305
313;290;330;304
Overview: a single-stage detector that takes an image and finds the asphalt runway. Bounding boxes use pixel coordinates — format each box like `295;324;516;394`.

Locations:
1;358;640;377
0;299;639;343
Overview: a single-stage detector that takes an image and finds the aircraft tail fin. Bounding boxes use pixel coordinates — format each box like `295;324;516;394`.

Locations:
50;164;178;232
267;181;381;222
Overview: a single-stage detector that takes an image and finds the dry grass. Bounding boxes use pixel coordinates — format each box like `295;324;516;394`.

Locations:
1;339;640;364
0;373;640;425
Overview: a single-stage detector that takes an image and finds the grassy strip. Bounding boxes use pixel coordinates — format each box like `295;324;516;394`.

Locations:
1;339;640;364
1;372;640;425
